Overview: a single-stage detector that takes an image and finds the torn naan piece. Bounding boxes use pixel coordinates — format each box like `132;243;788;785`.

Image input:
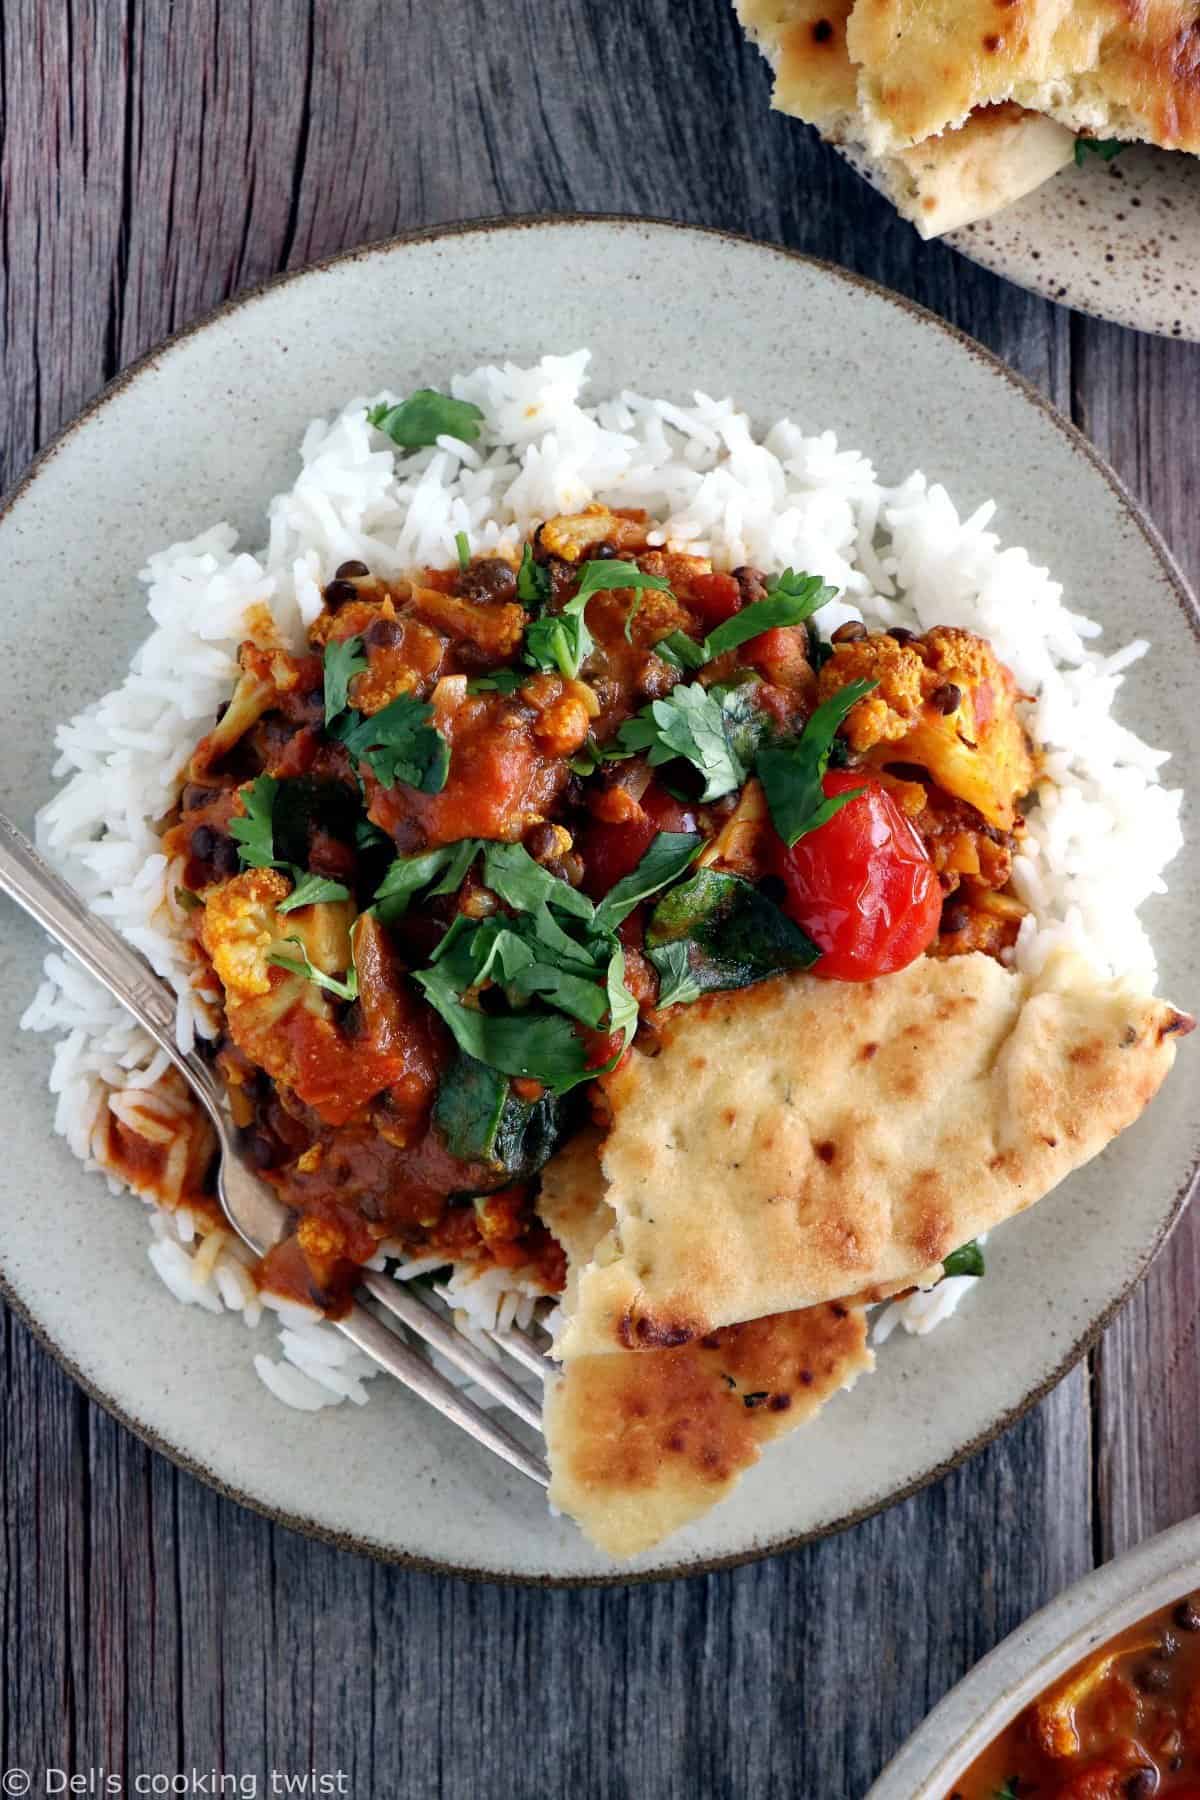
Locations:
735;0;1075;236
847;0;1200;157
557;949;1188;1359
537;1138;873;1557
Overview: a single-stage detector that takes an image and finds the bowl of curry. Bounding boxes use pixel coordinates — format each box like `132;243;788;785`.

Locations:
867;1515;1200;1799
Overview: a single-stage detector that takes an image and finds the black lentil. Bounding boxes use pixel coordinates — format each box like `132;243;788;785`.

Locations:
334;559;370;580
323;578;359;609
364;617;404;651
831;620;868;643
930;682;963;715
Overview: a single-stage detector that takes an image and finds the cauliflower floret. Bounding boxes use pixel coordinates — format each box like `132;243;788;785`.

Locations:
199;868;294;999
819;627;1034;831
538;506;647;562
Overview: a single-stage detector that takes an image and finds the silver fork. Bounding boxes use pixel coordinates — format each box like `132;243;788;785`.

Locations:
0;813;553;1487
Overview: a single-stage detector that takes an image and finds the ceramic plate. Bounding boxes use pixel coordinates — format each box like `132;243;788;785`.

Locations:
841;142;1200;339
867;1514;1200;1795
0;217;1196;1583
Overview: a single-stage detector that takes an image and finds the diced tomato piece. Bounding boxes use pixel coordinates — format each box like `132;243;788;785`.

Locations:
746;625;811;687
578;781;699;898
687;571;742;626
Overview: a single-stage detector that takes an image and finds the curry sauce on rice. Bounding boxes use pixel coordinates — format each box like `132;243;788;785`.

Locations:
22;354;1191;1554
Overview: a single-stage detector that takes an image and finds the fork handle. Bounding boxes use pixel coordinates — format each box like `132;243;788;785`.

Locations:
0;811;222;1115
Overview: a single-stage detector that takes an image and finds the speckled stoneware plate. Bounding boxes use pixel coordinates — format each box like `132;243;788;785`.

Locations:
0;217;1197;1584
867;1514;1200;1796
841;142;1200;339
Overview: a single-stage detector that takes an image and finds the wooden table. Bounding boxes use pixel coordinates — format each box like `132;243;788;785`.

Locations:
1;4;1196;1795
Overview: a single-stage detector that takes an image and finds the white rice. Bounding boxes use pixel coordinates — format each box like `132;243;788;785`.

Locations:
19;350;1183;1402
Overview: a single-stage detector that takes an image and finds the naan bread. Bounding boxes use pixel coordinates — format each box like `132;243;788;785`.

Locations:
557;950;1188;1359
847;0;1200;156
537;1141;873;1556
735;0;1075;236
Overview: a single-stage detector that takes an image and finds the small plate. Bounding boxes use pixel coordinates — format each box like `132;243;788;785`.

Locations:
841;141;1200;340
866;1514;1200;1796
0;216;1197;1582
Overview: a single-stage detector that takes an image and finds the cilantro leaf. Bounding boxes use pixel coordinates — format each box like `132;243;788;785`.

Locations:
367;390;484;450
569;558;671;643
701;577;835;662
467;668;526;695
613;685;747;802
516;544;551;608
592;832;703;934
229;775;280;870
277;872;352;914
508;961;612;1028
943;1240;986;1280
605;944;639;1052
1075;137;1123;166
267;931;359;1001
323;635;368;727
455;530;470;572
524;593;594;681
648;939;703;1009
337;694;450;794
480;841;595;920
757;679;877;847
654;630;707;672
414;964;593;1094
373;844;473;922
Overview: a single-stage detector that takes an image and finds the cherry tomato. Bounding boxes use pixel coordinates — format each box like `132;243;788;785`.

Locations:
771;771;941;981
687;571;741;626
578;782;699;897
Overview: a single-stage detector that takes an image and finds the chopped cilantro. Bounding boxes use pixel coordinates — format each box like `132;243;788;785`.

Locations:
277;872;352;914
654;630;707;672
592;832;703;933
467;668;525;695
943;1240;986;1280
757;680;877;847
323;635;368;727
480;841;594;920
336;693;450;794
366;389;484;450
1074;137;1124;166
372;841;481;922
229;775;280;870
174;886;203;913
648;939;702;1009
455;530;470;572
611;684;747;802
524;591;594;681
268;929;359;1001
701;573;836;662
516;544;552;608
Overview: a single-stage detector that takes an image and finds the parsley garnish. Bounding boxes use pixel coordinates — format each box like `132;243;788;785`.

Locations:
592;832;702;933
407;832;700;1092
228;775;280;869
366;390;484;450
655;630;707;672
277;872;352;914
611;685;747;801
517;544;551;608
648;939;702;1009
455;530;470;572
268;928;359;1001
524;592;594;681
372;843;479;922
323;635;368;727
1075;137;1123;166
701;572;836;661
943;1240;985;1280
757;680;877;846
336;693;450;794
523;558;673;677
228;774;352;911
467;668;526;695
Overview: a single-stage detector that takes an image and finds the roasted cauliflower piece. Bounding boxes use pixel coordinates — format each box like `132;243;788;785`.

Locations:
818;626;1034;830
198;868;295;1001
537;506;647;562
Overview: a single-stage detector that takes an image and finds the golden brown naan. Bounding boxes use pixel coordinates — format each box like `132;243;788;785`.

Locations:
557;950;1188;1359
847;0;1200;156
544;1302;872;1557
735;0;1075;236
537;1142;873;1556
